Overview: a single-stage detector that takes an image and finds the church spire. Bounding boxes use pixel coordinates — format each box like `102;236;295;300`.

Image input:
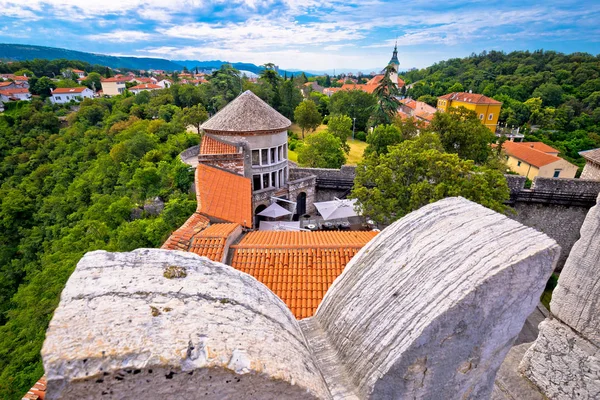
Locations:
389;40;400;70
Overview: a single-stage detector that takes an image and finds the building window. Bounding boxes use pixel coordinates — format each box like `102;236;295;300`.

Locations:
253;175;261;190
284;144;288;159
270;147;276;164
279;169;283;187
517;161;522;167
488;113;494;120
479;114;484;120
272;171;277;188
262;173;270;188
252;150;260;166
261;149;268;165
56;96;61;100
553;169;561;178
278;145;283;161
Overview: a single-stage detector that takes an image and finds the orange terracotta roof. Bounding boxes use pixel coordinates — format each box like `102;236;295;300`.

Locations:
0;81;14;87
438;92;501;105
415;110;434;122
366;74;384;85
52;87;88;94
161;213;210;251
13;76;29;81
196;164;252;228
71;69;84;73
22;376;46;400
503;141;563;168
400;98;417;109
341;83;377;94
0;88;29;95
129;83;161;90
230;231;378;318
200;135;238;155
515;142;559;154
189;223;240;261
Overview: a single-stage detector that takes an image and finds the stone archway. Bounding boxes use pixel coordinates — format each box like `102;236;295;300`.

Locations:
296;192;307;218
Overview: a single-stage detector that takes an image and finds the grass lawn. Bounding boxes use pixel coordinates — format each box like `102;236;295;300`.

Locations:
288;135;367;166
346;138;368;165
289;123;328;138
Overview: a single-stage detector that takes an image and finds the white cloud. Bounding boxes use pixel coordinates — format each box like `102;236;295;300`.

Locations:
87;30;154;42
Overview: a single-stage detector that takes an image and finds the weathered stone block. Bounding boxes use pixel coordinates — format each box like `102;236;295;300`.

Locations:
520;319;600;399
42;249;329;400
312;197;559;399
549;194;600;346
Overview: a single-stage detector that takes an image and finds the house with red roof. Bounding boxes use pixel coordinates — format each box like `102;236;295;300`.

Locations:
50;87;94;104
502;141;577;179
0;88;31;102
129;83;162;94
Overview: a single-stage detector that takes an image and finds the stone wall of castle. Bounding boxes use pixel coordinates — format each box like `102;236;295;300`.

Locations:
42;197;559;399
197;154;245;176
519;194;600;399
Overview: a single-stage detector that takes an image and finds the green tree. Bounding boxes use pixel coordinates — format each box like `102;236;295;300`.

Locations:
326;114;352;153
372;65;401;126
29;76;56;98
279;79;302;120
328;89;377;133
447;82;464;92
351;133;509;224
294;101;322;138
365;124;403;156
82;72;102;92
297;131;346;168
532;83;564;107
417;94;438;107
182;104;209;134
430;106;496;164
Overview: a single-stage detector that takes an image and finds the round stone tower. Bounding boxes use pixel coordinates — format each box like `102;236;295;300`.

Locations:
200;90;291;192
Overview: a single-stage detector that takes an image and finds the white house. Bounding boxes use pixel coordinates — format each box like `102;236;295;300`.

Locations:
0;88;31;102
50;87;95;104
157;79;172;88
129;83;162;94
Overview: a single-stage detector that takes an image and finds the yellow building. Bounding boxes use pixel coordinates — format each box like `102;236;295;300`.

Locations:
503;141;578;179
100;77;127;97
437;92;502;132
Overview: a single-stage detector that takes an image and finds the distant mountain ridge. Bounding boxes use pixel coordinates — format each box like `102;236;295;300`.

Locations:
0;43;314;76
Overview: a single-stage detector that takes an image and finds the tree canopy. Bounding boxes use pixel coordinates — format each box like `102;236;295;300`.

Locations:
0;91;199;399
351;133;509;224
294;101;322;138
297;131;347;168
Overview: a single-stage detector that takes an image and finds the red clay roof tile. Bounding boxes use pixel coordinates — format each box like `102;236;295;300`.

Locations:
438;92;501;105
503;141;563;168
200;135;238;155
196;164;252;228
230;231;378;319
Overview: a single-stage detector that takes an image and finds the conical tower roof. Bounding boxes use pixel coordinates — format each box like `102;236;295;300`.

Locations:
201;90;291;134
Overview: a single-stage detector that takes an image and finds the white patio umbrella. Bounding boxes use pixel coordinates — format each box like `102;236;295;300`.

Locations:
259;221;305;231
314;198;359;220
257;202;292;218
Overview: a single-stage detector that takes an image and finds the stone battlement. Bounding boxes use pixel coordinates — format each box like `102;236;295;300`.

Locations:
41;197;559;399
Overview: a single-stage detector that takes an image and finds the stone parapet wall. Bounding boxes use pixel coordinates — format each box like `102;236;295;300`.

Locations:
520;194;600;399
42;198;559;399
532;176;600;194
179;145;199;161
505;174;526;193
198;154;245;176
291;165;356;181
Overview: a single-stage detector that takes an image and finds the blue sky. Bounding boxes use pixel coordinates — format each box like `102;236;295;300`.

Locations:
0;0;598;72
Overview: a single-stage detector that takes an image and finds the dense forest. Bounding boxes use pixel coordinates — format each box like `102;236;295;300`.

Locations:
404;50;600;170
0;90;202;398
